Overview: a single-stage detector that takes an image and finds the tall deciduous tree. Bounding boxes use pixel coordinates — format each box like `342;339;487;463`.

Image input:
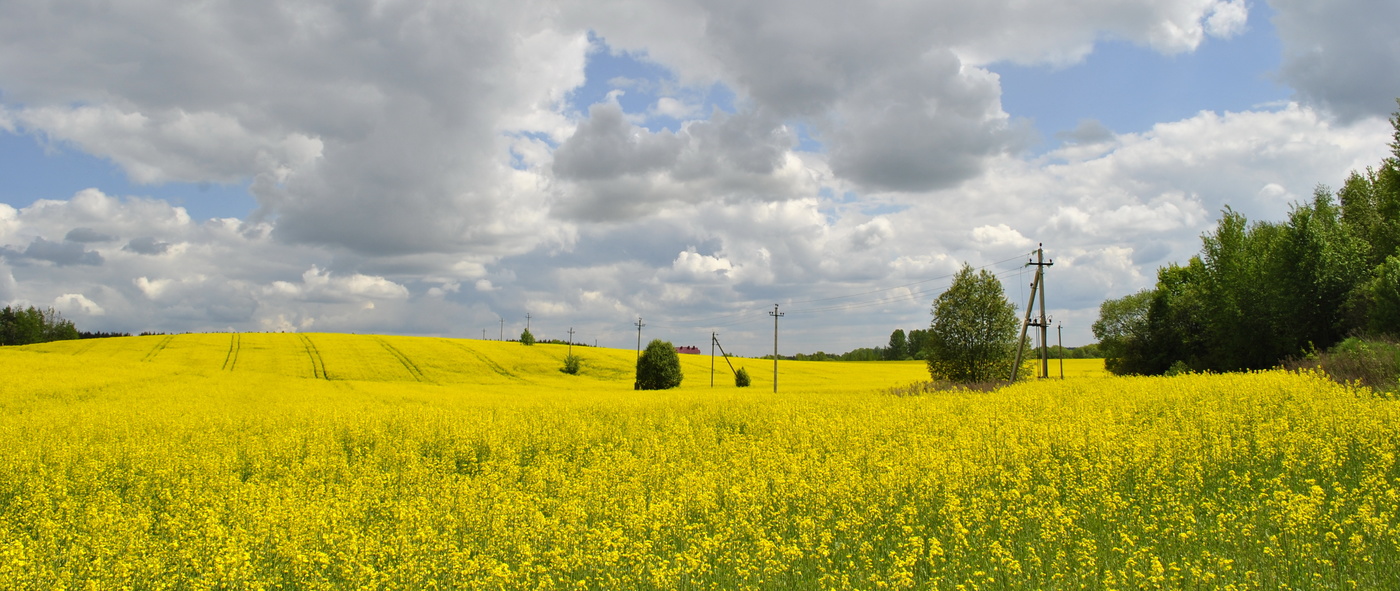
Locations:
1092;289;1154;375
926;264;1019;383
906;328;930;360
885;329;908;360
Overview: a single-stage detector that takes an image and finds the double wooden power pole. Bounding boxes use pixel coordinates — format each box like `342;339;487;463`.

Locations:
1012;245;1054;381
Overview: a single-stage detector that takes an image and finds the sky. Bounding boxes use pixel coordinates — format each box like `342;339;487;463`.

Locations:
1;0;1398;356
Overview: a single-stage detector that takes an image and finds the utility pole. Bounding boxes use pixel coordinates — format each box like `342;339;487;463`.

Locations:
634;316;645;363
567;327;575;355
1037;246;1050;379
482;329;486;340
769;304;784;393
1012;245;1054;380
1057;322;1065;380
499;317;504;341
712;332;740;386
525;313;532;334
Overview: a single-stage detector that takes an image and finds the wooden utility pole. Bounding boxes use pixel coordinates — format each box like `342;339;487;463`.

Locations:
499;317;504;341
1057;322;1065;379
567;327;575;355
1012;245;1054;380
634;316;645;362
712;332;740;386
525;313;532;332
769;304;784;393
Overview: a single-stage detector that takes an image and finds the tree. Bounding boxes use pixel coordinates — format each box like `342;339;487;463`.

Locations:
635;339;683;390
906;328;930;360
561;353;582;375
1092;290;1154;375
1363;255;1400;336
885;329;908;360
926;264;1019;383
0;306;79;346
735;367;751;387
520;328;535;346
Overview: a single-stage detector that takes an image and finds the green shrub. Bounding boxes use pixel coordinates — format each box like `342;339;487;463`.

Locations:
735;367;751;387
635;339;683;390
562;354;582;375
520;328;535;346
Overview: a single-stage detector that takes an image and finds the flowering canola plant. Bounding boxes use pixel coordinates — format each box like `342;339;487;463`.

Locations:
0;334;1397;589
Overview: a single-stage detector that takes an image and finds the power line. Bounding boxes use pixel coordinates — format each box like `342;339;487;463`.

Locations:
645;250;1035;328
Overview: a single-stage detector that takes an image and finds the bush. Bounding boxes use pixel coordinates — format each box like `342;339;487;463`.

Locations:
635;339;683;390
1285;336;1400;394
735;367;751;387
520;328;535;346
562;354;582;375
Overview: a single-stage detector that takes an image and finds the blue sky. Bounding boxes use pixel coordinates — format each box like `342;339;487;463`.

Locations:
996;9;1287;149
0;0;1396;353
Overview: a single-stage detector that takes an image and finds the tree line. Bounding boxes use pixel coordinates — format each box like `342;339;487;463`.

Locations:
0;306;80;346
1094;102;1400;375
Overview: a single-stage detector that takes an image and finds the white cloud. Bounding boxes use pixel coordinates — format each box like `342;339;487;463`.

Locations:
667;249;734;282
1272;0;1400;121
972;224;1034;248
652;97;700;120
1204;0;1248;38
5;105;323;185
264;266;409;303
53;293;103;316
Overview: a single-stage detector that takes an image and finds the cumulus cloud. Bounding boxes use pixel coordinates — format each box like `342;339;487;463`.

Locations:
64;227;116;243
53;293;104;316
972;224;1034;249
0;1;587;257
3;105;323;185
552;103;811;220
3;237;104;266
124;237;171;256
1272;0;1400;121
264;266;410;304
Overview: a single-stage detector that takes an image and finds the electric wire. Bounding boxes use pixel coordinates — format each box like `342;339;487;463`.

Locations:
642;250;1037;330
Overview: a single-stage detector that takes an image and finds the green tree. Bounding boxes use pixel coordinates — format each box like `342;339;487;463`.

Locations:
520;328;535;346
0;306;78;346
1272;188;1369;350
1092;289;1154;375
735;367;751;387
885;329;908;360
1363;256;1400;336
635;339;683;390
906;328;930;360
926;264;1019;383
561;353;581;375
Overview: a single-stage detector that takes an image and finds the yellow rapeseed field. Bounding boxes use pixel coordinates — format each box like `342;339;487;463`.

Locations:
1;334;1397;589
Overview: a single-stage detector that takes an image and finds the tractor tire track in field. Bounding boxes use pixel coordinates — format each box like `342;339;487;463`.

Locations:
222;333;241;371
447;340;528;382
376;338;427;382
68;340;99;356
141;335;175;362
299;334;328;379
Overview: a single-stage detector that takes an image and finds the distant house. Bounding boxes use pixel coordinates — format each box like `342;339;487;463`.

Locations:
676;346;702;355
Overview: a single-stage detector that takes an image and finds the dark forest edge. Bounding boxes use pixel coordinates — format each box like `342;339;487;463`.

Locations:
0;305;148;346
1094;100;1400;384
